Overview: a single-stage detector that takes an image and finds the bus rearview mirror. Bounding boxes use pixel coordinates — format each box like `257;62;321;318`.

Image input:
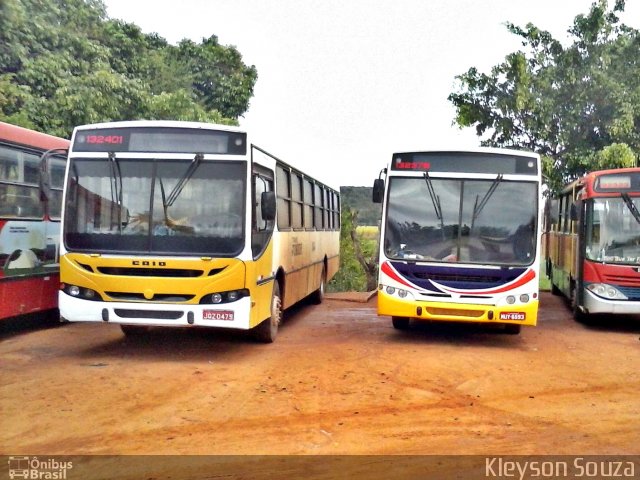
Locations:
372;179;384;203
39;171;52;201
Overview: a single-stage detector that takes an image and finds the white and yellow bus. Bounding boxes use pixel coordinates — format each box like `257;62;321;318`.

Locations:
52;121;340;342
373;148;542;334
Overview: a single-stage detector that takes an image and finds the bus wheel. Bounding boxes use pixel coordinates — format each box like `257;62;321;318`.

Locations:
503;324;521;335
392;317;410;330
120;324;150;336
310;267;326;305
571;286;588;323
254;281;282;343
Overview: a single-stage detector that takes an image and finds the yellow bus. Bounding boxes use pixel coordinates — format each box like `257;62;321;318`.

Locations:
52;121;340;342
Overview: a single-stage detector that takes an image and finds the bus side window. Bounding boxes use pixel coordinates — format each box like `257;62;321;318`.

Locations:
545;198;559;232
561;194;570;233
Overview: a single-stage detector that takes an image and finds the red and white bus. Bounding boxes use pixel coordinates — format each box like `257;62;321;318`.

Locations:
544;167;640;319
0;122;68;320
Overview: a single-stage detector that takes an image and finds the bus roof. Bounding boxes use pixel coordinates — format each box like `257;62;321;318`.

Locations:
73;120;244;134
0;121;69;151
562;167;640;196
391;147;539;158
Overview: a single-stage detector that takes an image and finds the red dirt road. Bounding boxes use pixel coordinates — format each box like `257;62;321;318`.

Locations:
1;291;639;476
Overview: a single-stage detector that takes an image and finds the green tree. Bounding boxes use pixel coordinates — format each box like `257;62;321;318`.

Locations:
0;0;257;137
448;0;640;195
329;208;379;292
177;36;258;119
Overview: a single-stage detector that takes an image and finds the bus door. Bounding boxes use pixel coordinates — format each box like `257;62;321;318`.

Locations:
249;166;276;326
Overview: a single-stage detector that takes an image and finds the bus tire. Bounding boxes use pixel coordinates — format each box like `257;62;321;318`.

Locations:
120;324;150;336
392;316;410;330
571;286;589;323
503;324;521;335
254;281;282;343
310;266;326;305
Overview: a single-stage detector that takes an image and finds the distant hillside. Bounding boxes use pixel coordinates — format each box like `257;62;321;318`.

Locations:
340;186;382;226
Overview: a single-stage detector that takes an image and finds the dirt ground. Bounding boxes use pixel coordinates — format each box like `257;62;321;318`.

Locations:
1;292;640;477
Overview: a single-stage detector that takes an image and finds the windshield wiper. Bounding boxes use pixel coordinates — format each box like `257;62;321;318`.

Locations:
108;152;123;231
165;153;203;207
621;193;640;225
472;174;503;221
423;172;443;222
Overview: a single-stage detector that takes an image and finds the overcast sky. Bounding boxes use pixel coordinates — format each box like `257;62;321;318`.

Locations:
103;0;640;188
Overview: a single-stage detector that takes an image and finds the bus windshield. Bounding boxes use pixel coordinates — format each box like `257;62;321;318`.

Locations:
384;177;537;265
585;196;640;264
63;158;246;256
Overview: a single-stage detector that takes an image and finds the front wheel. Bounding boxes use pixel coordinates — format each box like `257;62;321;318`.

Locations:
392;316;410;330
253;281;282;343
503;324;521;335
120;324;150;336
571;284;589;323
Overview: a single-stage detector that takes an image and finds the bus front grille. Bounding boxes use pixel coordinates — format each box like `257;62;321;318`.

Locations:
114;309;184;320
97;267;204;277
602;274;640;286
414;272;503;283
106;292;195;302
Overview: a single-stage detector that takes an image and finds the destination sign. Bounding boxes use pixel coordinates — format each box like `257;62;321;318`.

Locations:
72;127;246;155
390;151;539;175
595;173;640;192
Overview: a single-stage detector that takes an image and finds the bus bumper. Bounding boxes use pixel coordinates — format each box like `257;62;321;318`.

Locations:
377;291;538;327
583;290;640;315
59;291;253;329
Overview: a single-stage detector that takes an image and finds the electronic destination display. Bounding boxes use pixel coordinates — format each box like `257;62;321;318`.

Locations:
73;127;246;155
390;151;539;176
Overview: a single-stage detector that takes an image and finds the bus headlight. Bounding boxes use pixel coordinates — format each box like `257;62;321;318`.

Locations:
211;293;223;304
381;285;413;300
62;283;101;301
506;295;516;304
519;294;529;303
587;284;627;300
200;289;249;304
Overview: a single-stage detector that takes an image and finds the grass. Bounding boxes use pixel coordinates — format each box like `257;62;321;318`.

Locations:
355;225;379;240
539;258;551;291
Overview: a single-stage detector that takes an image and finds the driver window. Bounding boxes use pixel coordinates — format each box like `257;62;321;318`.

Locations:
252;172;274;259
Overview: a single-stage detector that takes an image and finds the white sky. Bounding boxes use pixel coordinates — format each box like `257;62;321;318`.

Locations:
103;0;640;188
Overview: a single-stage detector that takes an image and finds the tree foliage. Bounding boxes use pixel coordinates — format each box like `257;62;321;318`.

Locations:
0;0;258;137
448;0;639;194
328;208;379;293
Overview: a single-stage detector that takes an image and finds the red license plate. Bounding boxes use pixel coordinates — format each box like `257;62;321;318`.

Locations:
203;310;234;321
500;312;526;321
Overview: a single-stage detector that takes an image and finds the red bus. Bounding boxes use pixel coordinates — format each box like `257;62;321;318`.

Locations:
0;122;69;320
544;167;640;320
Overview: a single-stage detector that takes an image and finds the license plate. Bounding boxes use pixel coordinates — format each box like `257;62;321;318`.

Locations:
203;310;234;321
500;312;526;321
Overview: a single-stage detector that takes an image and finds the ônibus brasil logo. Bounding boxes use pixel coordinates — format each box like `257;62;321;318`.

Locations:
7;457;73;479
